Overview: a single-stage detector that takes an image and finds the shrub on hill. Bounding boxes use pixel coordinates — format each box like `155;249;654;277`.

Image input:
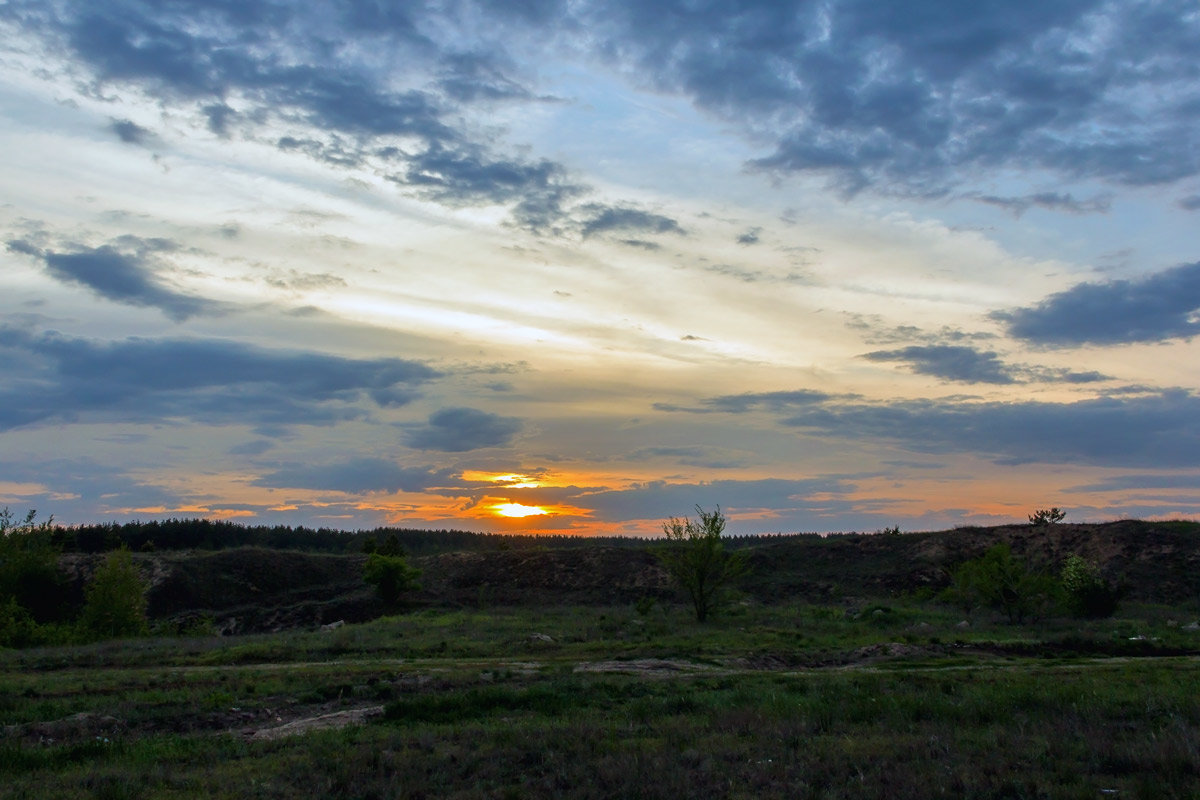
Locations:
946;543;1058;623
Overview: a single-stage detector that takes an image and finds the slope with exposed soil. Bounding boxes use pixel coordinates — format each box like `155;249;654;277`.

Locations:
56;520;1200;634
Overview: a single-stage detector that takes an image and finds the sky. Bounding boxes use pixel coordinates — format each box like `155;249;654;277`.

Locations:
1;0;1199;537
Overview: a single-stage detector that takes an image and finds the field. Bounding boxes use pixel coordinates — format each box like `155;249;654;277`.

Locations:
4;599;1200;799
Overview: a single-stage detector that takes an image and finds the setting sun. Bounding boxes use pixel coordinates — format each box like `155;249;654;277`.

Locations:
493;503;549;518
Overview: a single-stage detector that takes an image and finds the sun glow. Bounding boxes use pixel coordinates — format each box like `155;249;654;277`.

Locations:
462;471;543;488
493;502;549;518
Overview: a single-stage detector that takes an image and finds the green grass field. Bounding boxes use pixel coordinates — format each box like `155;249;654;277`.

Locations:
3;601;1200;799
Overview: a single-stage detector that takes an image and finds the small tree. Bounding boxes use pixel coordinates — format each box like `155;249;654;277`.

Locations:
657;506;748;623
80;548;149;638
0;508;65;624
1060;554;1118;618
948;544;1057;623
1029;507;1066;526
364;553;421;609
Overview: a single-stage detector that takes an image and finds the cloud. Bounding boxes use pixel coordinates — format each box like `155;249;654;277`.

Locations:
255;459;456;494
403;407;522;451
776;390;1200;469
993;261;1200;345
7;236;217;321
628;446;746;469
736;227;761;245
1064;473;1200;493
401;145;585;230
1179;195;1200;211
14;1;589;231
228;440;274;456
580;0;1200;194
0;328;439;431
971;192;1113;217
863;345;1016;384
15;0;1200;204
655;390;834;414
110;118;153;144
576;477;860;522
656;385;1200;469
578;204;685;239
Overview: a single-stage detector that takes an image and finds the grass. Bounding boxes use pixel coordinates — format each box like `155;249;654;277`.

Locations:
3;600;1200;798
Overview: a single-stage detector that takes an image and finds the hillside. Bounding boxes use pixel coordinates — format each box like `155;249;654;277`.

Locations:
55;520;1200;634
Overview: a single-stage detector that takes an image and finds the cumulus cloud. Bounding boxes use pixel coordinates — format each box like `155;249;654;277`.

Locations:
255;459;456;494
7;236;217;321
0;328;439;431
655;390;834;414
971;192;1113;217
404;407;522;451
993;261;1200;345
658;386;1200;469
580;0;1200;194
110;118;153;144
863;345;1016;384
777;391;1200;468
578;204;686;239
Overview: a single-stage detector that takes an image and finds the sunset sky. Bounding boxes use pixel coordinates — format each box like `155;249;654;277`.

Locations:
2;0;1199;536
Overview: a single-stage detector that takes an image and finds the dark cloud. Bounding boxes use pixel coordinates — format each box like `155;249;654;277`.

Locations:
581;0;1199;194
1179;195;1200;211
863;345;1017;384
110;118;153;144
404;407;522;452
401;145;585;227
736;227;761;245
228;440;274;456
628;446;746;469
255;459;455;494
436;52;543;103
578;204;685;239
777;390;1200;468
1064;473;1200;493
7;237;216;321
863;345;1111;385
618;239;661;250
655;390;834;415
657;386;1200;469
13;0;583;231
0;328;439;431
14;0;1200;203
972;192;1113;217
993;261;1200;345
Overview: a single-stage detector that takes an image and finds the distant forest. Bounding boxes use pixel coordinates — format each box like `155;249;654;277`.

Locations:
47;518;808;556
47;519;637;556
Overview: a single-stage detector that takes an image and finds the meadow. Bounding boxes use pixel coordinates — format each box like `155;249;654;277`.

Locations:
4;599;1199;799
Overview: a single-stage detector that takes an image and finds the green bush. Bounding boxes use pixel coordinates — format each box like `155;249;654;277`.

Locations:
363;553;421;608
946;544;1058;623
80;549;149;638
1060;554;1119;618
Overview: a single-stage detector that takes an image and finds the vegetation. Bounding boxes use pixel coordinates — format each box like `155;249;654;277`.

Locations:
2;601;1199;798
79;548;149;639
945;543;1058;623
1061;553;1120;618
362;552;421;609
658;506;749;622
1029;507;1066;525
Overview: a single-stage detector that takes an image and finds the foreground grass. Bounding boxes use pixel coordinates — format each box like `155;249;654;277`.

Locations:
3;602;1200;798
